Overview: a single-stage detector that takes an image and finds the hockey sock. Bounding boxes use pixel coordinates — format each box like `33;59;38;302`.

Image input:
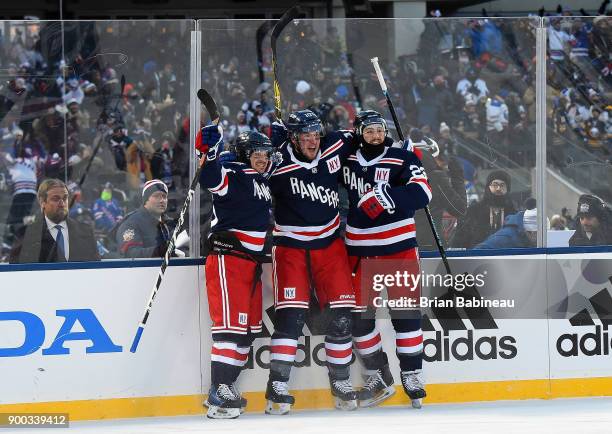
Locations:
268;308;306;381
392;318;423;372
210;341;249;384
352;316;386;373
269;331;297;381
238;331;256;373
326;308;353;380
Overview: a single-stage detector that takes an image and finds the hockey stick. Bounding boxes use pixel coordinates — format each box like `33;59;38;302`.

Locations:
271;5;301;121
346;53;363;110
129;88;219;353
370;57;452;276
110;73;127;123
256;20;274;90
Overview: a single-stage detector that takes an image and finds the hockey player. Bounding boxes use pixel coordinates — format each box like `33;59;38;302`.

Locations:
197;127;274;419
265;110;357;414
342;110;431;408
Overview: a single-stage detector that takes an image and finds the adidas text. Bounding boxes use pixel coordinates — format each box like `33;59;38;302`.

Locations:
424;330;518;362
556;326;612;357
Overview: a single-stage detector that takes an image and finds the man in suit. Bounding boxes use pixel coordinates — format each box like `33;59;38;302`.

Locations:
9;178;99;263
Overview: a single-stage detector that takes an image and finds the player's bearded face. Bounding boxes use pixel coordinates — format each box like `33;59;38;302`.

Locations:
249;150;269;174
362;124;386;145
296;131;320;160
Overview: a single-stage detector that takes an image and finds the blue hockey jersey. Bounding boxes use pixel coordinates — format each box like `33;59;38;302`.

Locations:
341;146;432;256
200;159;272;255
269;130;355;249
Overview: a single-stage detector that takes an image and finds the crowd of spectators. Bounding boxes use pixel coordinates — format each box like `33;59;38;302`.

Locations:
1;7;612;262
201;8;611;248
0;21;193;260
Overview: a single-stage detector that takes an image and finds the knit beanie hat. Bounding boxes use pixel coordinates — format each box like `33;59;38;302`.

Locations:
577;194;606;219
142;179;168;204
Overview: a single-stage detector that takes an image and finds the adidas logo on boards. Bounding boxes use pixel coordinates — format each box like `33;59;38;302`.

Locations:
557;277;612;357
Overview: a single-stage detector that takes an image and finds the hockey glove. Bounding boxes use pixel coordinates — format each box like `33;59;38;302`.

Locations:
196;124;223;160
423;136;440;157
271;121;288;147
358;182;395;219
218;150;236;164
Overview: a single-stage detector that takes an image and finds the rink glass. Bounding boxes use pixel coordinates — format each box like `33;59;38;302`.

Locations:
1;16;611;264
0;20;193;262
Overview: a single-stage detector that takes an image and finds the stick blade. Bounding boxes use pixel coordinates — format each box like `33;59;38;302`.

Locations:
197;88;220;124
130;326;144;353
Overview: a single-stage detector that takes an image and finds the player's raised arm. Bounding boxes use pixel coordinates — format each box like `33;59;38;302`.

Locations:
197;124;228;192
393;149;433;210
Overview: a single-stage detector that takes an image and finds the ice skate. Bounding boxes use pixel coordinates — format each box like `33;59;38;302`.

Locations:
206;384;242;419
204;383;247;414
265;379;295;415
329;375;358;411
358;365;396;408
401;370;426;409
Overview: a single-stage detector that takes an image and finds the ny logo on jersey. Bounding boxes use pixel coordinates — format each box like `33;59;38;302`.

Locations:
375;168;390;183
284;287;296;300
326;155;341;174
238;312;248;325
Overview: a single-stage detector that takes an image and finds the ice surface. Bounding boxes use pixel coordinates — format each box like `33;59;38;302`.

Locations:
18;397;612;434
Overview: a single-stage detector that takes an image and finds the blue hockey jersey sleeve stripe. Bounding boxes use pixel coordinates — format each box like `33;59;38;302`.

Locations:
271;163;301;176
378;158;404;165
408;177;432;202
209;167;230;196
321;139;343;158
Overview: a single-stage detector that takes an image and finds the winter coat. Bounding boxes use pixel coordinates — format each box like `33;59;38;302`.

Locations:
569;219;612;247
115;207;171;258
450;187;516;249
